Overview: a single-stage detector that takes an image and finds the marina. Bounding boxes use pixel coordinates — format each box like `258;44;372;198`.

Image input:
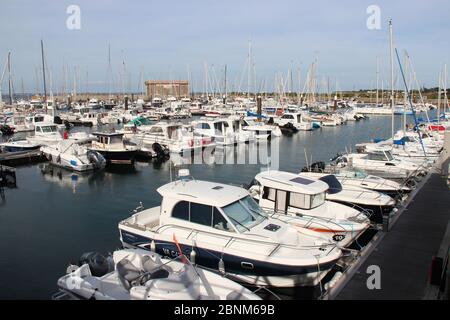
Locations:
0;1;449;305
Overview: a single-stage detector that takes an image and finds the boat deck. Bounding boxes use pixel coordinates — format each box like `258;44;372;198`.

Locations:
334;173;449;299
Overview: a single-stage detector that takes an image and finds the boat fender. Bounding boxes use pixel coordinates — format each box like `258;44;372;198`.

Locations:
56;155;61;163
78;252;113;277
46;153;52;162
150;240;156;252
218;258;225;274
190;249;196;265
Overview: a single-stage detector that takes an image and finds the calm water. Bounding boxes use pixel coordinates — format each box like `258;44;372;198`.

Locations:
0;113;424;299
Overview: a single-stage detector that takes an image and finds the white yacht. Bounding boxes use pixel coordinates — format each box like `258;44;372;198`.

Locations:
249;170;371;247
56;248;261;300
298;172;396;224
119;170;342;288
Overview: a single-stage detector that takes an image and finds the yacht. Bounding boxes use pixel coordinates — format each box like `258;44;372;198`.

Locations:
298;172;396;223
89;132;138;165
249;170;371;247
41;138;106;172
118;170;342;288
56;248;261;300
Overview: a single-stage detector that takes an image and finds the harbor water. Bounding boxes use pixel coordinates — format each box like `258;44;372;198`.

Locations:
0;113;424;299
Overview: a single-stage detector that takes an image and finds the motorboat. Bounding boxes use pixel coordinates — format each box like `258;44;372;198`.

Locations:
249;170;371;247
89;132;138;165
303;161;412;198
298;172;396;223
338;146;425;179
118;170;342;288
126;122;215;154
192;118;237;146
331;169;411;198
55;248;261;300
225;116;254;143
41;138;106;172
0;139;41;153
241;117;282;140
274;112;313;131
26;123;63;146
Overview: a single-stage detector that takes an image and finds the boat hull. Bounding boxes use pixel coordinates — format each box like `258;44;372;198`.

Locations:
119;229;338;288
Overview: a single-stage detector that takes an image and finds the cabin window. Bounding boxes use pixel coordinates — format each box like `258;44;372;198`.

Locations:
275;190;288;213
214;122;224;132
189;203;213;226
149;127;163;134
171;201;189;221
110;136;122;144
212;207;233;232
368;152;387;161
289;192;308;209
297;115;302;122
262;187;276;201
197;123;210;130
310;193;326;208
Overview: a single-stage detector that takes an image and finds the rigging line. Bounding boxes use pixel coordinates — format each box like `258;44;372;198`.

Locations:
394;48;427;159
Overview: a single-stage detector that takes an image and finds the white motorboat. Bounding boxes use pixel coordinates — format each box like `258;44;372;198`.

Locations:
41;138;106;172
249;170;371;247
119;170;342;288
192;118;236;146
126;122;215;154
332;169;411;198
298;172;396;224
26;123;63;146
0;139;41;153
241;117;282;140
56;249;261;300
339;146;425;179
275;112;313;131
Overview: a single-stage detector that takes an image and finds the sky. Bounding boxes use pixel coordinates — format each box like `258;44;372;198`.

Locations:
0;0;449;94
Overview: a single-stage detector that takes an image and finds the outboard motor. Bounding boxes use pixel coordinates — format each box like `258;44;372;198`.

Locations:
54;116;63;124
0;125;14;136
78;252;114;277
87;150;106;169
152;143;170;159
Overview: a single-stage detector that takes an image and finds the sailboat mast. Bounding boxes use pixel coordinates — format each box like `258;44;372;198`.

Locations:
247;40;251;98
376;56;379;107
7;51;13;105
41;40;47;104
224;64;227;101
389;20;394;138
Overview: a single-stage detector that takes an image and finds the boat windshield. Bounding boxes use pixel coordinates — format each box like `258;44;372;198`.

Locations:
384;150;394;161
221;196;267;232
41;125;57;133
318;175;343;194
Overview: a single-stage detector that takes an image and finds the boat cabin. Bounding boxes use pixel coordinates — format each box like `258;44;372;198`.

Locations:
253;170;328;213
91;132;125;149
157;176;267;234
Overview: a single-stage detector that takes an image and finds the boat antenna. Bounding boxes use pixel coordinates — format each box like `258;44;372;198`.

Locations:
304;148;310;171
